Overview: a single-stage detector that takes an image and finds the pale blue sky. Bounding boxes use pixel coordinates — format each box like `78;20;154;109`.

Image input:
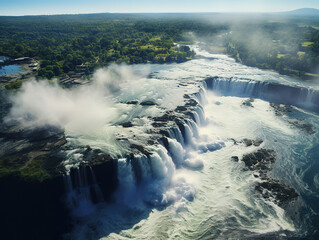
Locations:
1;0;319;16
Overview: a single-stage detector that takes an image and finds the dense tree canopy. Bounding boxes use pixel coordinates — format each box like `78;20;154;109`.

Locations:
0;14;226;79
225;22;319;79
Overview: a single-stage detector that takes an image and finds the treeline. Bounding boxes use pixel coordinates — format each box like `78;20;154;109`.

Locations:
225;22;319;79
0;14;226;79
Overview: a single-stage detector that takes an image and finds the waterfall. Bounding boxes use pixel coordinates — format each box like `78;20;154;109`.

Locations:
64;167;96;217
116;158;137;205
61;74;317;220
194;105;206;125
113;93;207;207
205;77;319;112
168;127;185;146
63;156;117;216
167;138;185;166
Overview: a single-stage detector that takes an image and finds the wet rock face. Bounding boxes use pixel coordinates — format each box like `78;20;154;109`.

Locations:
241;148;298;206
0;124;64;142
256;180;299;207
140;100;157;106
184;98;198;107
130;143;151;157
0;124;67;177
231;138;263;147
175;106;188;112
270;102;316;134
126;100;138;105
67;146;119;203
0;124;74;240
289;120;316;135
270;102;293;116
152;112;177;128
122;122;133;128
231;156;239;162
241;98;254;107
242;149;276;172
242;138;263;147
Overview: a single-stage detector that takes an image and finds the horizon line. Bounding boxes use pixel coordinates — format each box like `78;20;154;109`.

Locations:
1;8;318;17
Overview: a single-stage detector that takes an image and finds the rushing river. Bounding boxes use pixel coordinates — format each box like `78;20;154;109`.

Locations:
9;47;319;239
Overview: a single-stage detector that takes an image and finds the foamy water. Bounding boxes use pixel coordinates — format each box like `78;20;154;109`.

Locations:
7;46;319;239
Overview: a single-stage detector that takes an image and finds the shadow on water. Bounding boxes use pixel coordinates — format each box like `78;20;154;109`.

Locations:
66;201;166;240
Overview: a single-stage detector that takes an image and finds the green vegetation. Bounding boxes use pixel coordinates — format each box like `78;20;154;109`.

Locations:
0;14;226;80
0;155;52;182
302;41;314;46
225;22;319;79
4;78;24;90
1;13;319;83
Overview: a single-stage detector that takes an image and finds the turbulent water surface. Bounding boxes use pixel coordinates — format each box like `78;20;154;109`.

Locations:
68;47;319;240
10;47;319;239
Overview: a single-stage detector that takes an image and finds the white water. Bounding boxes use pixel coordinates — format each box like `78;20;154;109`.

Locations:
8;45;319;239
68;90;300;240
62;47;319;239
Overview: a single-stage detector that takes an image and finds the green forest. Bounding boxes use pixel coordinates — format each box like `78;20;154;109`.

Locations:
225;22;319;79
0;14;226;80
1;13;319;82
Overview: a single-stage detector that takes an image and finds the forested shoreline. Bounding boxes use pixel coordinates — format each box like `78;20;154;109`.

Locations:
0;14;227;80
225;22;319;79
1;13;319;84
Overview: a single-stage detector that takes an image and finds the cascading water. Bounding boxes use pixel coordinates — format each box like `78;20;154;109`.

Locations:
205;76;319;112
9;45;319;239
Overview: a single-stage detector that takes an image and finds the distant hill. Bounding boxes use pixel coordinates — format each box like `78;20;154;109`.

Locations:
284;8;319;16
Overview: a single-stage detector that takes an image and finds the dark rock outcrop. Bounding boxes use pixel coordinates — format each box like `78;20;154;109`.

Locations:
241;98;254;107
241;148;298;206
175;106;188;112
230;138;263;147
0;124;71;240
0;123;120;239
185;98;198;107
256;179;299;206
270;102;316;134
152;112;178;128
77;153;119;203
140;101;157;106
242;149;276;172
130;143;151;157
270;102;292;116
126;100;138;105
122;122;133;128
289;120;316;135
231;156;239;162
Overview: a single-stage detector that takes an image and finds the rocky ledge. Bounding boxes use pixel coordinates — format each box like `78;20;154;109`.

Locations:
237;147;298;207
0;123;118;240
270;102;316;135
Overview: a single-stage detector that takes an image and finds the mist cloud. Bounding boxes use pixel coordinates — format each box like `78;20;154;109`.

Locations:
5;64;147;133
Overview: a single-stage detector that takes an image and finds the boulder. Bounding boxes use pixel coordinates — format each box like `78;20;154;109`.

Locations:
242;148;276;172
122;122;133;128
140;101;157;106
231;156;239;162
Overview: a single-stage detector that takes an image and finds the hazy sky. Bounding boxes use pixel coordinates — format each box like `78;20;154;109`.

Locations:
1;0;319;16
